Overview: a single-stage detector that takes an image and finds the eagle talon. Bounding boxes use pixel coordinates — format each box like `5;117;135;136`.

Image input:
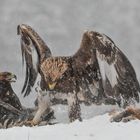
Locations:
24;120;38;126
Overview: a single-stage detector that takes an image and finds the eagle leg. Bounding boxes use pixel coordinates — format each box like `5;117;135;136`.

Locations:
24;120;38;126
67;93;82;122
25;90;52;126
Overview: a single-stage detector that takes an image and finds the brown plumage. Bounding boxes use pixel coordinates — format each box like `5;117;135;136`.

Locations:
0;72;54;128
0;72;23;128
17;24;140;122
0;72;22;110
110;107;140;122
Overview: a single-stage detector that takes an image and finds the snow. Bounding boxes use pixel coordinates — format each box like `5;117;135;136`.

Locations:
0;113;140;140
0;0;140;139
1;104;140;140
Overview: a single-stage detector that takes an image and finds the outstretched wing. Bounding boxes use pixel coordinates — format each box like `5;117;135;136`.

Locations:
18;24;52;97
73;31;140;107
20;35;38;97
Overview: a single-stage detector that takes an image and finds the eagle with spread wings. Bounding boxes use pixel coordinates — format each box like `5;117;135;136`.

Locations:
17;24;140;123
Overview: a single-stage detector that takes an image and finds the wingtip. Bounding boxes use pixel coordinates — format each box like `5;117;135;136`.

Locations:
17;24;29;35
83;30;98;40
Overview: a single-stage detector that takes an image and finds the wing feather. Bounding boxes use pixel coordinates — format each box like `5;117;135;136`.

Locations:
18;24;52;97
72;32;105;104
96;33;140;106
73;31;140;107
0;100;22;115
20;38;38;96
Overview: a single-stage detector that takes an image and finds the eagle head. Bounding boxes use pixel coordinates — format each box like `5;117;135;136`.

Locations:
41;57;68;90
0;72;17;82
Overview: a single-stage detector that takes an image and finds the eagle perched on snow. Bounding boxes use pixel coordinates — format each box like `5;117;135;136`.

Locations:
17;24;140;123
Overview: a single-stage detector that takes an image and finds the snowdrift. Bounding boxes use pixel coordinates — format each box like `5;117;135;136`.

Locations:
0;113;140;140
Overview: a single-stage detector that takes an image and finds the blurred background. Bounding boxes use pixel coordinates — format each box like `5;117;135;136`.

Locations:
0;0;140;107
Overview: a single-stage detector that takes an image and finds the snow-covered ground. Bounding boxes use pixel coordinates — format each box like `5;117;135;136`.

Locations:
0;0;140;139
1;104;140;140
1;113;140;140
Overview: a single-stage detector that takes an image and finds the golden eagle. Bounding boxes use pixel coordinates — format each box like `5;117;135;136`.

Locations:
0;72;22;110
0;72;23;128
17;24;140;122
0;72;54;128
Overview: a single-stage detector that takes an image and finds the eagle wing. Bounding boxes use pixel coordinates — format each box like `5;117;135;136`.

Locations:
20;36;38;96
18;24;52;97
73;31;140;107
0;100;22;115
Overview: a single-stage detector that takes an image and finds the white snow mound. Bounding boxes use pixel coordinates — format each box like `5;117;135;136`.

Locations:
0;113;140;140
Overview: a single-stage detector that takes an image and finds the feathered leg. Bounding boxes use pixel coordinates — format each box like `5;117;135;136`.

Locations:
25;90;51;126
67;93;82;122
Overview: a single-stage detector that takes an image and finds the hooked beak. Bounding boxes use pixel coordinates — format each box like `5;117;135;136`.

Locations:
48;82;56;90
